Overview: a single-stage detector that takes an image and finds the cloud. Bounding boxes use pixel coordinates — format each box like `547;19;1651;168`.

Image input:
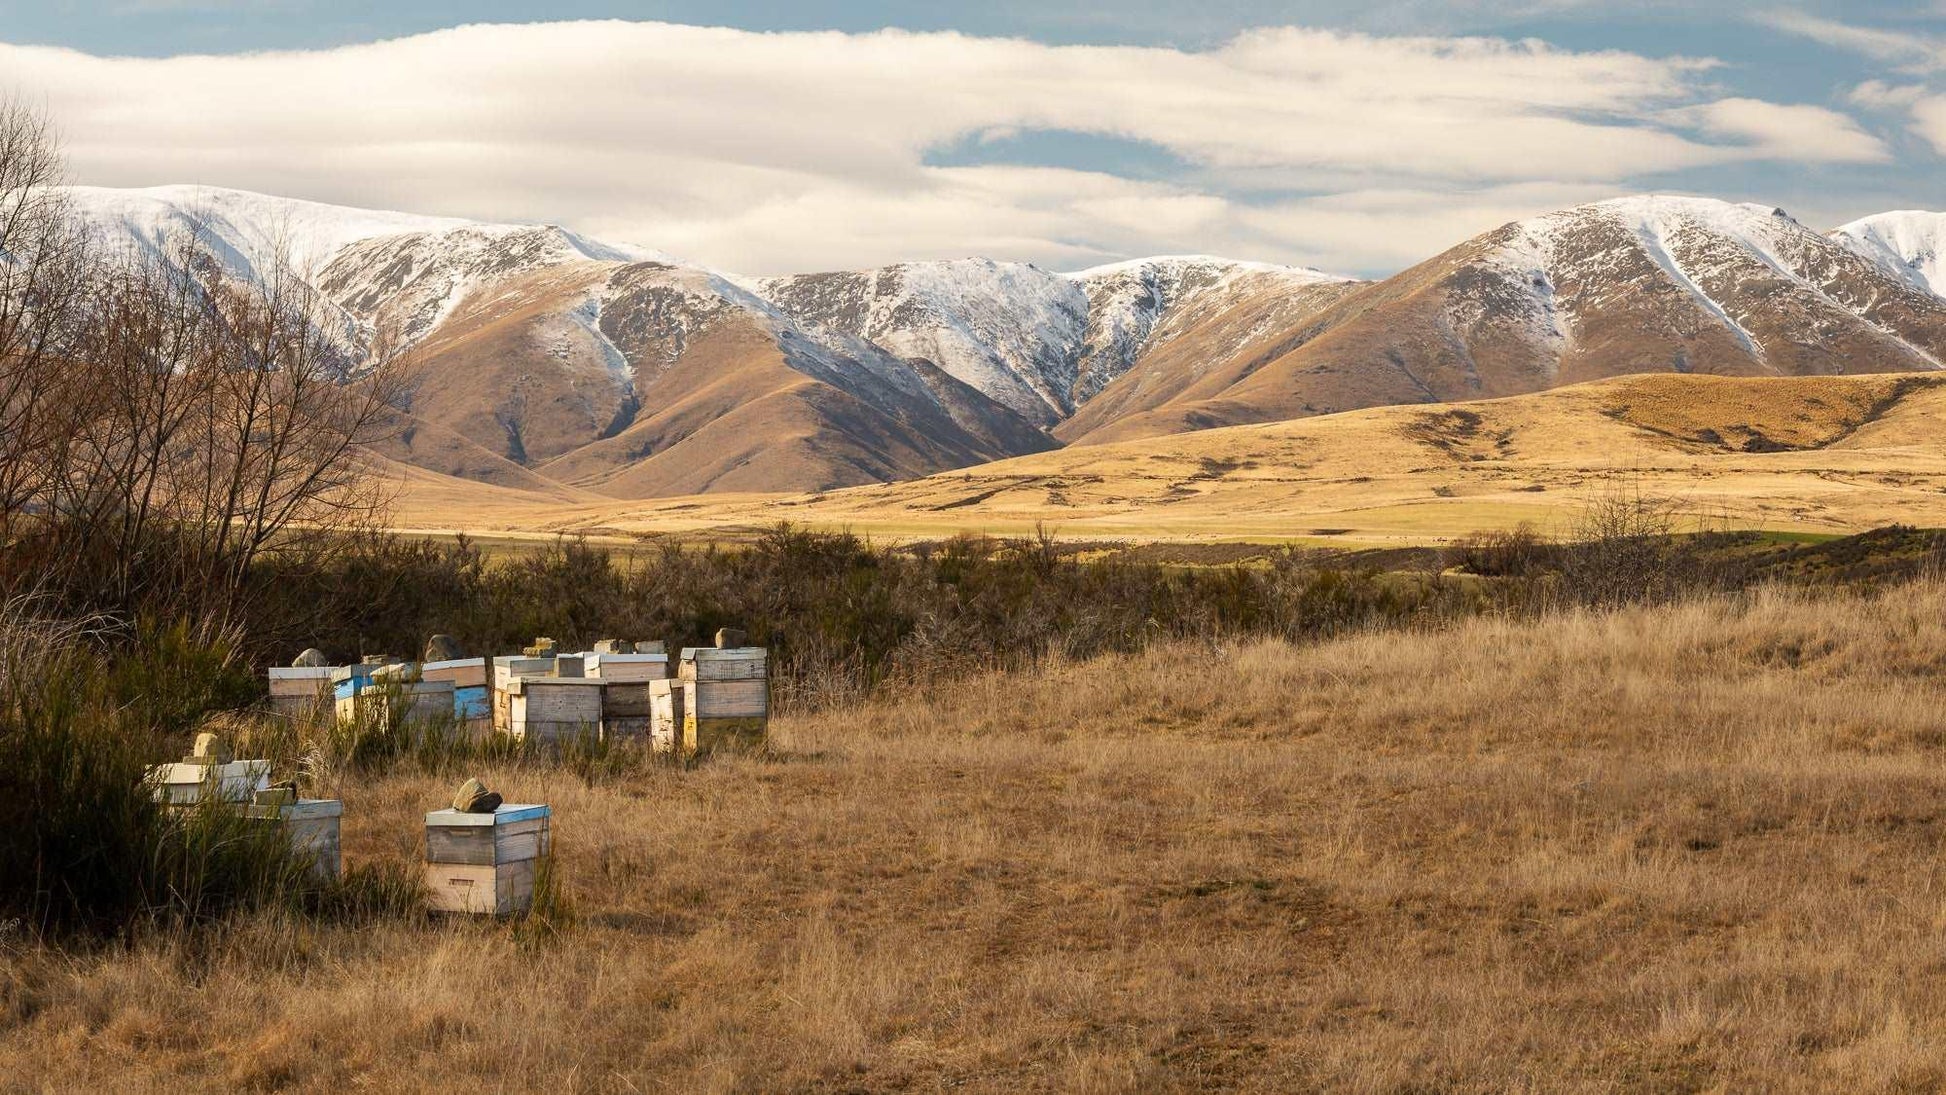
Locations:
1759;11;1946;72
1662;98;1890;163
1850;80;1930;110
0;20;1896;274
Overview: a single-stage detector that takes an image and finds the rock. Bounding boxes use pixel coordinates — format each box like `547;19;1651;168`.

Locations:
190;732;231;764
423;634;463;662
634;640;666;655
714;627;747;650
361;654;399;666
290;648;330;668
522;637;558;657
452;777;503;814
594;639;631;654
253;783;297;808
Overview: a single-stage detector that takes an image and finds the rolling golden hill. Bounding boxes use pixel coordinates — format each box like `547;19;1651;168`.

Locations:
383;372;1946;545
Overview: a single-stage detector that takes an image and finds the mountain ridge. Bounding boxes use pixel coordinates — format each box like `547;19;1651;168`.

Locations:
52;184;1946;498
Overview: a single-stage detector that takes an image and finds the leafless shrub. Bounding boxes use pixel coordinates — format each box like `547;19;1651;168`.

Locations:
0;99;414;625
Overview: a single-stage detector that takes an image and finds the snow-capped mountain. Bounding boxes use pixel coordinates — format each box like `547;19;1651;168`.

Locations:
51;185;1946;490
749;255;1351;427
1067;196;1946;444
748;261;1090;426
1835;211;1946;298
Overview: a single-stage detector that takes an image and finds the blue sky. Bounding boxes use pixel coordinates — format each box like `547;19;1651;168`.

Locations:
2;2;1942;275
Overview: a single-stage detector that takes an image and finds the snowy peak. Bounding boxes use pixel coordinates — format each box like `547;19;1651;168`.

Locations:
1070;256;1352;402
1835;210;1946;298
1464;194;1946;374
748;259;1090;426
750;255;1355;424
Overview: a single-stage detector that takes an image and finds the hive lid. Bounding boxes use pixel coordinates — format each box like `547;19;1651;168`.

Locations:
425;804;550;827
245;798;343;820
679;647;766;661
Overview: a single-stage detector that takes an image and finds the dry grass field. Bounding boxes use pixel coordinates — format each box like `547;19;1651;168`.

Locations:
10;578;1946;1091
381;373;1946;546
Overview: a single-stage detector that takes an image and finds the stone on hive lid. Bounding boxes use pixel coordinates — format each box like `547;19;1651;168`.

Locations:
189;731;231;765
291;648;330;668
714;627;747;649
423;634;464;662
634;640;666;655
452;777;503;814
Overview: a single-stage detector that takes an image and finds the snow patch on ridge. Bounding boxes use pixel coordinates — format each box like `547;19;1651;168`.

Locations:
1836;210;1946;298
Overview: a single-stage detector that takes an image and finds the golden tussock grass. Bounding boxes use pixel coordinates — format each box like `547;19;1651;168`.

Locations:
9;580;1946;1091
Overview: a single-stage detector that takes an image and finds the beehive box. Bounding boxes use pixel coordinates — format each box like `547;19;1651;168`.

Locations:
492;656;557;690
677;647;769;682
425;804;551;916
422;658;488;688
583;652;669;682
336;680;456;730
454;685;492;739
148;760;271;806
679;678;768;755
506;678;604;744
245;798;343;880
331;663;376;703
267;666;334;719
649;678;684;754
492;656;558;733
602;716;652;743
602;682;653;718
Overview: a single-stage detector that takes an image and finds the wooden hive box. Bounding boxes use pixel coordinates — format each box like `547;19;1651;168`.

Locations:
678;678;768;756
454;685;492;740
677;647;769;682
331;664;376;703
425;804;551;916
267;666;334;719
492;656;558;733
506;678;604;744
649;679;684;755
245;798;343;880
583;652;669;682
148;759;272;806
602;716;652;743
335;680;457;729
422;658;488;688
492;656;557;690
602;681;653;718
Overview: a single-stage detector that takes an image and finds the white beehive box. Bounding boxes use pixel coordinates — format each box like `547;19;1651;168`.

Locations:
649;678;684;754
148;760;272;806
677;647;769;682
267;666;334;719
245;798;343;880
506;678;604;744
425;804;552;916
492;656;557;690
422;658;488;688
583;652;669;682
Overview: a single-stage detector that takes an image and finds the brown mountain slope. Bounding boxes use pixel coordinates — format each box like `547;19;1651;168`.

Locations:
1069;198;1946;446
533;317;1055;496
1052;271;1360;441
335;243;1055;497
